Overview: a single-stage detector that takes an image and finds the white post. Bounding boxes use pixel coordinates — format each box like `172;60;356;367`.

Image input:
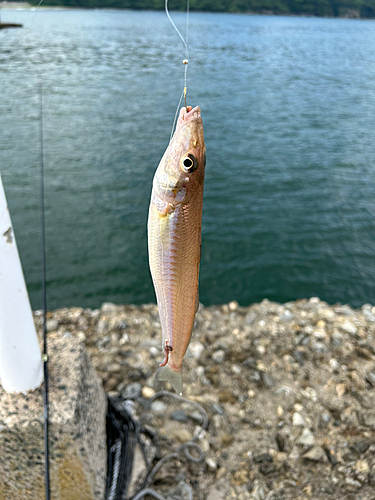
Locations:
0;174;43;393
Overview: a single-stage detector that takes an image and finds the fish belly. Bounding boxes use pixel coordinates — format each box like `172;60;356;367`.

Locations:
148;199;201;371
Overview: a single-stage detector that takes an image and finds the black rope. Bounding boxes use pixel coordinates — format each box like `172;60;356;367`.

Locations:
106;397;137;500
39;78;51;500
105;391;206;500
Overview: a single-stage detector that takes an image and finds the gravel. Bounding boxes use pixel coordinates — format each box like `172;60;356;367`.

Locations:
34;297;375;500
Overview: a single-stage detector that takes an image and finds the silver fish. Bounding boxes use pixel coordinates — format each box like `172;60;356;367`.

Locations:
147;105;206;394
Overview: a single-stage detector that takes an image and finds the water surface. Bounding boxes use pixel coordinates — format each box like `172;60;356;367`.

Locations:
1;10;375;309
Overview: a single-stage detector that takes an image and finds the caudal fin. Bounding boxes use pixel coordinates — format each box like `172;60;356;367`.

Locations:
155;365;183;395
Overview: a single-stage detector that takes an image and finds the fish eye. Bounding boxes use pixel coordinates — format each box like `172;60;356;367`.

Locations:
181;154;197;173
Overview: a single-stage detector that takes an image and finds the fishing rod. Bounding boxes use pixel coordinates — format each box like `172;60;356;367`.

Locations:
39;77;51;500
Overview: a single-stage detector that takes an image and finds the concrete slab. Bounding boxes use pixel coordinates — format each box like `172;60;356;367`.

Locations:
0;333;107;500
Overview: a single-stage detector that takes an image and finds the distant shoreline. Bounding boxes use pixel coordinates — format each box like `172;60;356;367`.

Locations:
0;2;373;19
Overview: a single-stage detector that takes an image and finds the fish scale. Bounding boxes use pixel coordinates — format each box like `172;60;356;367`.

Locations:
148;105;206;394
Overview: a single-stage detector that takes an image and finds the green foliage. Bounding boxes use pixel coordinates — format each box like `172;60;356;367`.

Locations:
22;0;371;18
360;0;375;16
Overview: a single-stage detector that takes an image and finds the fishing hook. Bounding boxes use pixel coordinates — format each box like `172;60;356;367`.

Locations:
159;340;172;367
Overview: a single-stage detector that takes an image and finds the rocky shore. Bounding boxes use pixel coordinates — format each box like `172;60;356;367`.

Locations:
34;298;375;500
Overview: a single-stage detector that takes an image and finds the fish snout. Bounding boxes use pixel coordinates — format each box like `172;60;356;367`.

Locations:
178;105;201;125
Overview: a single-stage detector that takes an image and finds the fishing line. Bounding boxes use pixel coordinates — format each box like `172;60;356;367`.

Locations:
26;0;45;34
165;0;188;52
165;0;190;138
39;77;51;500
170;88;184;141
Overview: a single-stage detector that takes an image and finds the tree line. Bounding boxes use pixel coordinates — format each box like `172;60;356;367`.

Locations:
23;0;375;18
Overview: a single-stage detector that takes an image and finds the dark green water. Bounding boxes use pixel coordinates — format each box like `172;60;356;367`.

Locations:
1;10;375;310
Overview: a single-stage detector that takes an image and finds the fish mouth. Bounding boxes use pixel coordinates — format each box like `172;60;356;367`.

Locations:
178;105;201;125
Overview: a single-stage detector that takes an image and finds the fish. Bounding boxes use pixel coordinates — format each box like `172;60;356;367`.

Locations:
147;105;206;395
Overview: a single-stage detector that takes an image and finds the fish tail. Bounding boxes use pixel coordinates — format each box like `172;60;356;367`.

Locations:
155;365;183;395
